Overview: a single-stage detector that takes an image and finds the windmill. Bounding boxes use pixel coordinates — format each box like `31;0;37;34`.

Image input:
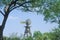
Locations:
21;19;32;38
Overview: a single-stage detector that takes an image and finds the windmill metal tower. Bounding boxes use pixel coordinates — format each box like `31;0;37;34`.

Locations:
23;19;32;38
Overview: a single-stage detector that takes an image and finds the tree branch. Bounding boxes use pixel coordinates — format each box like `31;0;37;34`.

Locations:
0;10;4;16
10;1;32;12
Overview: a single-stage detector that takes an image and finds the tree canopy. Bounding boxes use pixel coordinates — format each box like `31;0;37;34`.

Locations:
0;0;60;24
0;0;60;21
0;0;60;40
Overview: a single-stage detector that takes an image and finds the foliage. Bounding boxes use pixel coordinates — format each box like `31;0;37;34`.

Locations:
33;31;42;40
50;27;60;40
0;0;60;40
41;0;60;26
3;27;60;40
3;28;60;40
24;36;33;40
0;0;60;24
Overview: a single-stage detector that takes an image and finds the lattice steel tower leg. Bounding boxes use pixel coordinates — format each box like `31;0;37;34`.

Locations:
23;19;32;38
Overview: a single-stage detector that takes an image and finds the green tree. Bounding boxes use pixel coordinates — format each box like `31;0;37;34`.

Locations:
42;0;60;28
24;36;33;40
0;0;44;40
0;0;59;40
50;27;60;40
33;31;42;40
3;36;9;40
42;32;51;40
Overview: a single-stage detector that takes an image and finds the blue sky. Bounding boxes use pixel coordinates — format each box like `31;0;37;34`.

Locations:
0;9;58;36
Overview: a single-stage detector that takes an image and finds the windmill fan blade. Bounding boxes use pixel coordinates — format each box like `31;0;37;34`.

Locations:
20;21;26;24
